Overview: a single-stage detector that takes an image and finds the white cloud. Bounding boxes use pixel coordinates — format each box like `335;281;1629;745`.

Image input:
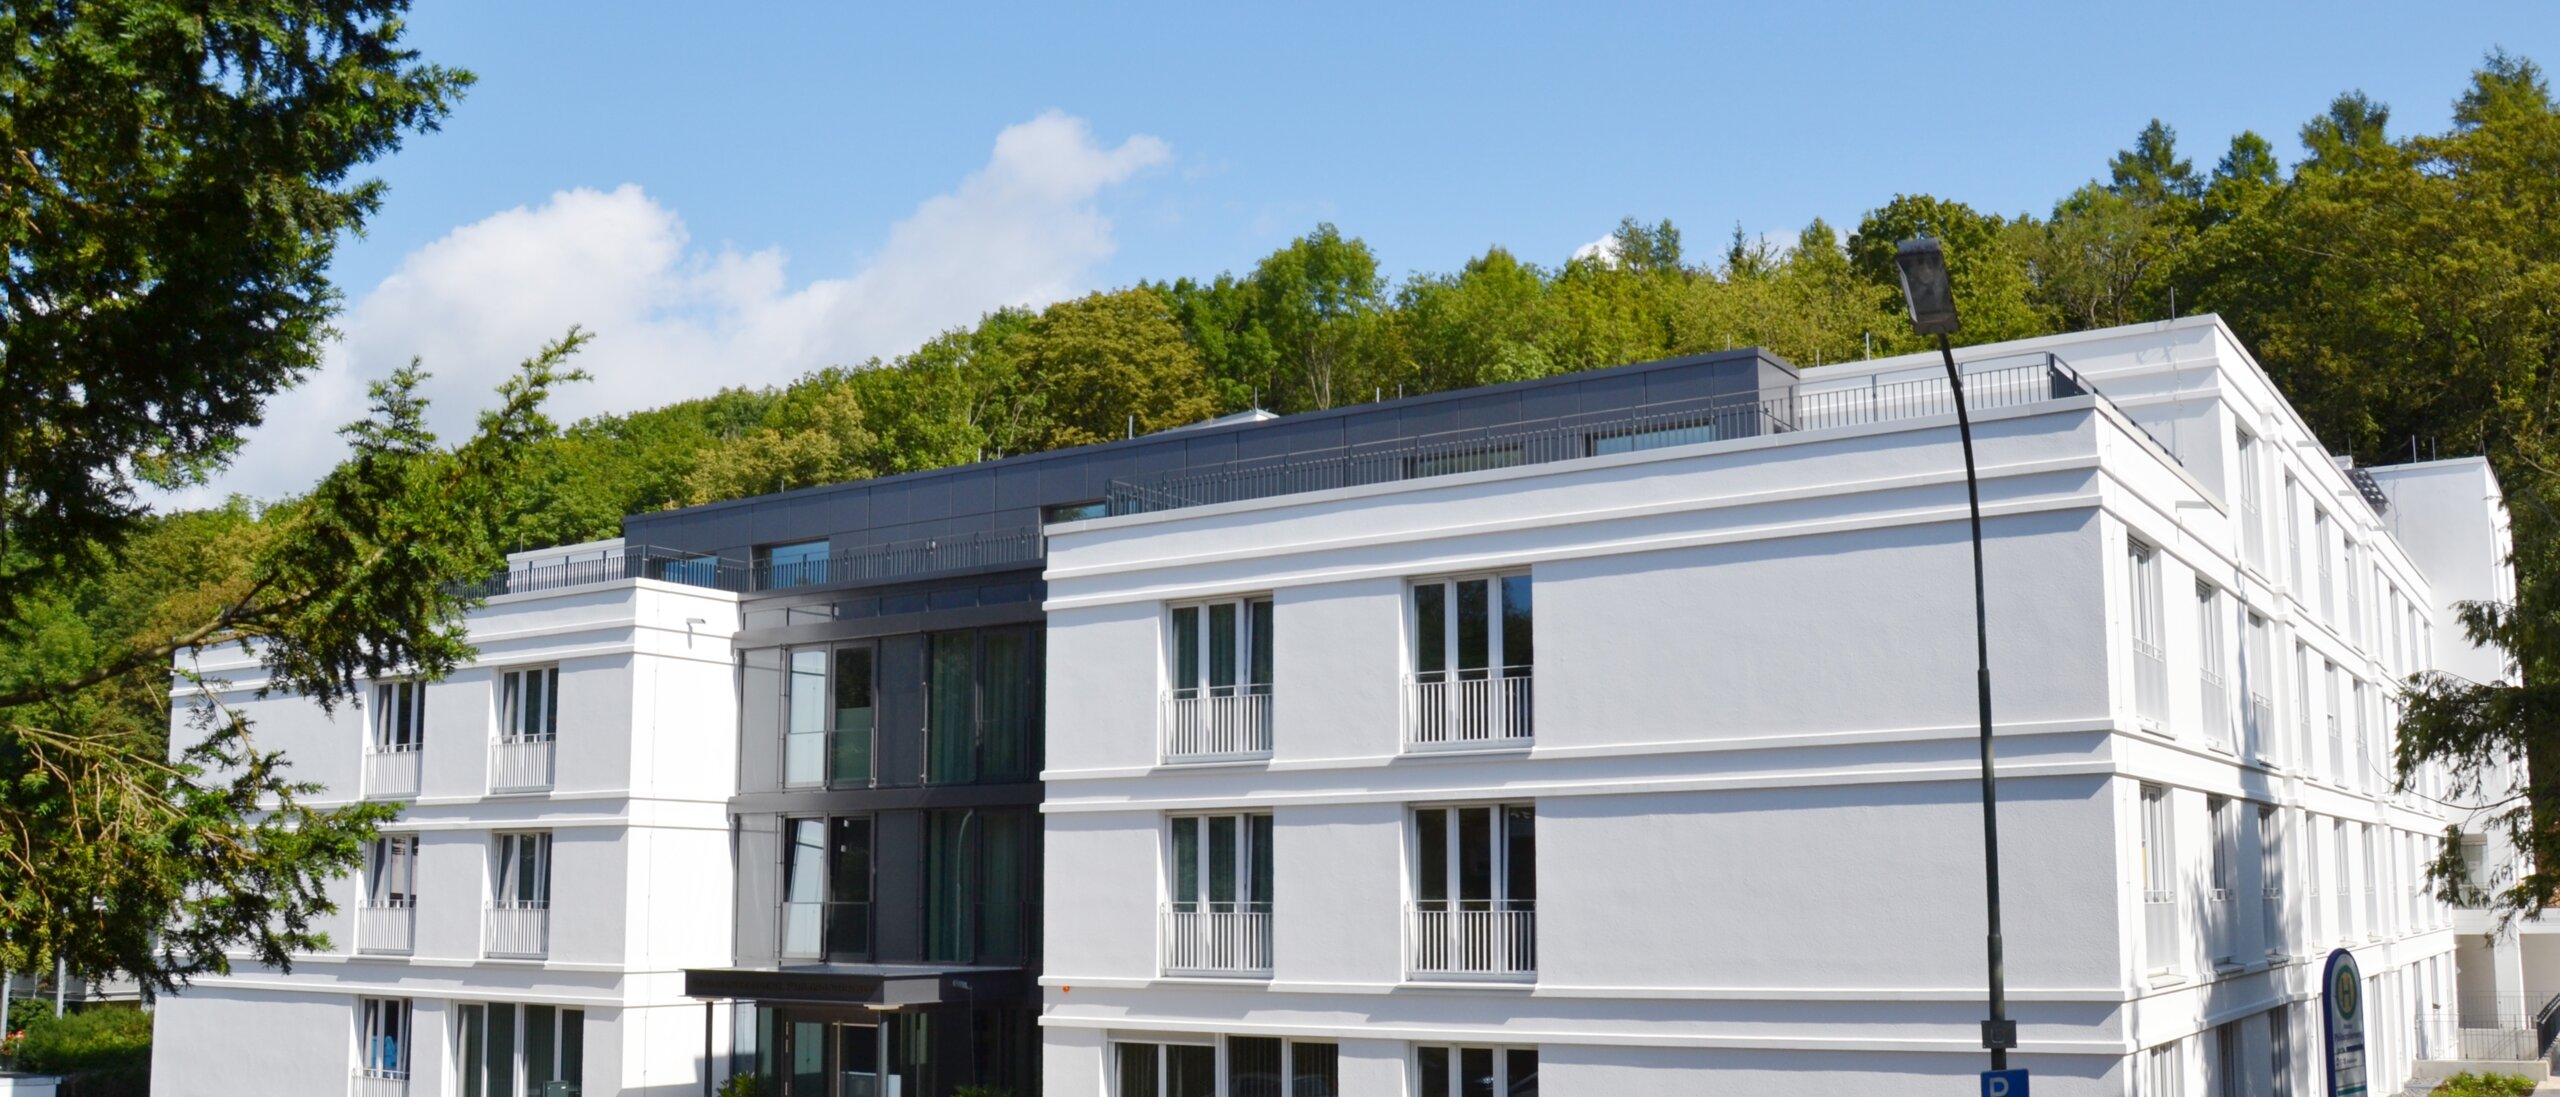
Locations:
1569;233;1619;266
170;110;1170;504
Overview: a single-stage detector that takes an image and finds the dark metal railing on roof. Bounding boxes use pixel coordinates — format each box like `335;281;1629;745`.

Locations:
1105;353;2176;516
750;527;1042;592
454;545;744;599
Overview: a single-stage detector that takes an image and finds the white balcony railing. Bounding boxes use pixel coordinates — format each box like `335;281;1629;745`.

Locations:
354;1070;409;1097
2325;714;2344;784
2131;640;2169;727
489;736;556;793
485;900;550;959
2143;890;2178;972
357;900;416;955
2200;670;2231;750
2243;503;2266;569
1161;691;1275;761
1160;903;1274;976
364;746;421;799
1407;901;1535;979
1404;672;1533;750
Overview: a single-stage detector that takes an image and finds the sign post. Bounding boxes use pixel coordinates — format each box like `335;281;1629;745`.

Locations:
2323;948;2367;1097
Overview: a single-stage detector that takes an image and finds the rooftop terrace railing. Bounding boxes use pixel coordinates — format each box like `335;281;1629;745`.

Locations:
454;544;744;599
457;526;1045;599
1106;353;2176;517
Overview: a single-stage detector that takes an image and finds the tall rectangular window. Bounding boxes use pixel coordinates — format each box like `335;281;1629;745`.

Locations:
1113;1042;1214;1097
1168;813;1274;914
924;808;1034;964
2213;1021;2241;1097
1225;1038;1340;1097
2259;805;2285;955
2315;510;2334;619
928;629;1039;785
2332;819;2352;941
2270;1007;2294;1097
1410;575;1533;745
2142;1040;2183;1097
367;835;417;907
359;998;412;1081
783;644;875;788
2141;783;2177;973
2238;431;2265;568
373;680;426;752
2129;541;2167;726
493;832;551;908
1415;1046;1538;1097
1412;804;1535;975
2284;474;2303;590
498;666;558;742
2245;613;2274;762
2197;583;2230;748
780;816;873;961
2208;796;2237;964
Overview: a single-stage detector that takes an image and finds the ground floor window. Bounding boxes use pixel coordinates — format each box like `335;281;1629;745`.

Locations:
358;998;412;1080
1114;1037;1338;1097
457;1002;584;1097
1415;1045;1537;1097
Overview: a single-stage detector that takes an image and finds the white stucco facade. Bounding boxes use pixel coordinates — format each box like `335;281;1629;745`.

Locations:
1036;317;2506;1096
150;545;742;1097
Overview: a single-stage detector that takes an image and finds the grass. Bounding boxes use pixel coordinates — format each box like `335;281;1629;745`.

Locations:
2431;1072;2540;1097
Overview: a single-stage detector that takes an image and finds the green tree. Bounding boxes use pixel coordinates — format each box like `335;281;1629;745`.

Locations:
1250;224;1389;411
1848;195;2052;344
1;0;471;584
1013;289;1219;448
681;382;878;504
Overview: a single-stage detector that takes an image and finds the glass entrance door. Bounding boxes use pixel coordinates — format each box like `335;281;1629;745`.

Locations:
837;1023;881;1097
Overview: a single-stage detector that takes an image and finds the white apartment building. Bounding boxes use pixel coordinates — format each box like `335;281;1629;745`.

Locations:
151;541;742;1097
1035;316;2509;1096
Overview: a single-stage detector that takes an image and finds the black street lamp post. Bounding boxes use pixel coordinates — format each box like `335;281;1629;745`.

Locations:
1893;237;2016;1069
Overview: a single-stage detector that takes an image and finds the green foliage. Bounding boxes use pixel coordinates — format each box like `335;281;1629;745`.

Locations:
951;1087;1015;1097
2431;1072;2538;1097
714;1073;763;1097
8;1006;151;1075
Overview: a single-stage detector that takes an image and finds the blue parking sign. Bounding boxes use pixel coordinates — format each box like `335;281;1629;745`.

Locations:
1983;1069;2029;1097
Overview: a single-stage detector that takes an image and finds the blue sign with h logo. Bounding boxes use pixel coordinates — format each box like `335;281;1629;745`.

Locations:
1982;1069;2028;1097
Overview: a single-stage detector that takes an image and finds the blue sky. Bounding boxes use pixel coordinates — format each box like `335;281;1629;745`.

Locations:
194;0;2560;501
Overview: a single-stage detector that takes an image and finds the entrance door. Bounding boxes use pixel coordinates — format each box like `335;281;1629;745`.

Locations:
837;1023;881;1097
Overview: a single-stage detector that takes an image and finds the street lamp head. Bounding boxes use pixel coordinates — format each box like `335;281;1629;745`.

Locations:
1894;236;1962;336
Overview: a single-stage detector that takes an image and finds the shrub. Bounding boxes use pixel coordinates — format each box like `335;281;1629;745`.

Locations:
2433;1072;2539;1097
715;1074;763;1097
10;1006;151;1075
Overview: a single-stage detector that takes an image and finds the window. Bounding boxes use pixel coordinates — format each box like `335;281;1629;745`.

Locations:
925;808;1032;964
1116;1041;1214;1097
457;1003;584;1097
2207;796;2238;965
2238;431;2265;567
1045;499;1109;524
1416;1046;1538;1097
784;644;875;787
2213;1022;2241;1097
359;998;412;1081
780;816;873;961
2128;542;2166;726
758;538;830;589
494;832;550;909
2332;819;2352;941
367;836;418;908
2270;1008;2294;1097
498;666;558;742
928;628;1038;784
1410;575;1533;745
2259;805;2285;954
2142;1039;2184;1097
2314;510;2334;619
2324;662;2344;784
2350;679;2370;791
2284;474;2302;589
2244;613;2274;762
1228;1037;1340;1097
2361;825;2380;938
1169;598;1275;699
2293;643;2312;765
2140;784;2177;973
1170;814;1273;914
373;680;425;753
2198;583;2230;748
1411;804;1535;976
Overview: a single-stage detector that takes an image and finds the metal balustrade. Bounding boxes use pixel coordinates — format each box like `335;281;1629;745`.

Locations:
1161;690;1275;761
779;900;872;962
2143;890;2179;972
364;746;422;799
1107;354;2179;516
489;736;556;793
2326;714;2345;784
1407;901;1536;979
358;900;416;955
354;1071;410;1097
2132;640;2169;726
485;900;550;959
782;728;876;789
1160;903;1274;976
1404;672;1533;750
2263;885;2286;955
2200;670;2232;750
2206;887;2237;964
2247;692;2275;762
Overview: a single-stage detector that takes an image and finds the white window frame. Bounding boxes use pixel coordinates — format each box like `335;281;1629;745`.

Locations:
1167;813;1273;913
2207;796;2238;965
367;835;418;908
358;997;412;1081
2197;581;2230;749
2237;431;2265;568
371;679;426;754
493;831;552;908
2259;804;2286;956
1109;1038;1216;1097
2142;1038;2185;1097
2141;783;2178;974
498;665;560;743
1410;573;1533;683
1167;597;1275;699
455;1001;584;1096
2128;541;2166;729
1413;1044;1539;1097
